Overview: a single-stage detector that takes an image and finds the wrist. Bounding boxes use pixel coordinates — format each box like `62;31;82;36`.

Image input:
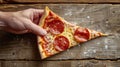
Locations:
0;11;8;30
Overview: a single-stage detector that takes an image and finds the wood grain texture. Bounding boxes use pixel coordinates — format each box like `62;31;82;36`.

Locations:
0;60;120;67
0;4;120;61
3;0;120;3
0;0;4;3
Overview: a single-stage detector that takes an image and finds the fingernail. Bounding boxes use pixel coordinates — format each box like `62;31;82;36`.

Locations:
41;29;47;36
43;30;47;35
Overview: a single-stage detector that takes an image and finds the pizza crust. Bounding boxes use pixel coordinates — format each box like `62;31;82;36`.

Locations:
38;7;50;59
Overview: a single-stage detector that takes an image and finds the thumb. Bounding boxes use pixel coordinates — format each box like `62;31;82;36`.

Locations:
25;20;47;36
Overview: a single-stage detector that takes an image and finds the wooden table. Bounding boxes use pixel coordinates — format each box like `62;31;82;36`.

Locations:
0;1;120;67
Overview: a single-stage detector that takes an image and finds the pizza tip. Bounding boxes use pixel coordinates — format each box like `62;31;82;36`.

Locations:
104;33;114;36
45;6;50;10
101;33;109;36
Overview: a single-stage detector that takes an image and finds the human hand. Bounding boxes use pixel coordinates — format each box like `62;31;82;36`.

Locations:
0;8;47;36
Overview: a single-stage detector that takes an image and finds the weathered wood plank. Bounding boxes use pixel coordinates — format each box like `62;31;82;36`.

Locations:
0;4;120;60
3;0;120;3
0;60;120;67
0;0;4;3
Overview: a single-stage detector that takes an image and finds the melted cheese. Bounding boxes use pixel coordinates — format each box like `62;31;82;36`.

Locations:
38;6;79;59
41;21;78;55
61;23;78;47
44;33;56;54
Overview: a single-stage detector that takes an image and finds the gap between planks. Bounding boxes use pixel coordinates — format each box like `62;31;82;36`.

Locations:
0;58;120;61
0;2;120;4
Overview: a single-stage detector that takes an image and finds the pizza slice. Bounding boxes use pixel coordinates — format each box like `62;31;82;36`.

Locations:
38;6;107;59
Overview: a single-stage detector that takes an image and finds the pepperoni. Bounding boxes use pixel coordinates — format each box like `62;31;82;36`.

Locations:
49;11;54;16
43;44;52;56
53;36;69;51
41;36;52;56
47;19;64;34
44;11;64;34
42;36;49;43
74;27;90;43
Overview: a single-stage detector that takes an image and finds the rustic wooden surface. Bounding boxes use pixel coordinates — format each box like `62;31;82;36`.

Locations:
0;4;120;67
0;60;120;67
0;0;3;3
0;0;120;3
